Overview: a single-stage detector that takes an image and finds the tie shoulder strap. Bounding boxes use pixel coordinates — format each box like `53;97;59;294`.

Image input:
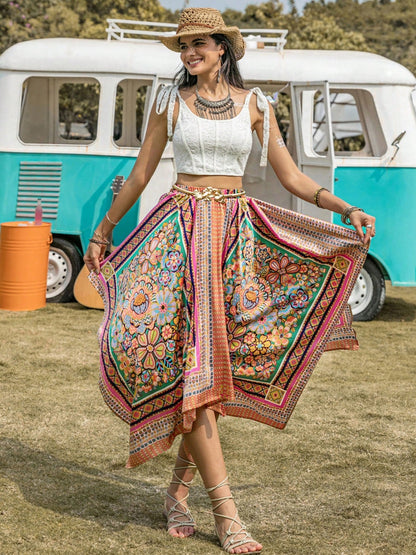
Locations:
251;87;270;167
156;84;179;141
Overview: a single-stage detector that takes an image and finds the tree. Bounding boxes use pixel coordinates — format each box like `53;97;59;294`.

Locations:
223;1;283;28
223;1;367;51
0;0;169;54
285;12;367;50
0;1;52;52
303;0;416;73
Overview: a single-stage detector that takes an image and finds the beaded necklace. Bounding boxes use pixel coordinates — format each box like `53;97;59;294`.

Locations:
194;86;236;120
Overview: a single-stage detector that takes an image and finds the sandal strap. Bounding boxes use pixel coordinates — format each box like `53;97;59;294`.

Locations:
170;454;197;488
206;476;261;553
213;510;260;553
164;490;195;532
219;518;258;552
177;453;197;471
206;475;229;494
210;494;233;512
206;476;232;511
164;455;197;532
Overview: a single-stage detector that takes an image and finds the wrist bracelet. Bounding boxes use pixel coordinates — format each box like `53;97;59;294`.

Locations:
105;211;119;226
341;206;364;225
89;238;108;246
313;187;329;208
92;231;110;244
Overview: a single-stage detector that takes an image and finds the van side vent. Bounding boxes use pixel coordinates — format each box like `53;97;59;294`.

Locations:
16;161;62;220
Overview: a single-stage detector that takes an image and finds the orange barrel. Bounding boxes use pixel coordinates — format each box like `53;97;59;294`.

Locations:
0;221;52;311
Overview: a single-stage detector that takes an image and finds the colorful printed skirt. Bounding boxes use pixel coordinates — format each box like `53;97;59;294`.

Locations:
90;184;368;468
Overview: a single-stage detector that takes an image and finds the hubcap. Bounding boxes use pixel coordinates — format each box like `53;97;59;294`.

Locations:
349;268;373;316
47;247;72;298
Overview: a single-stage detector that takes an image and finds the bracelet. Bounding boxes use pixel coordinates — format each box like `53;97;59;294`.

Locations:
91;231;110;245
89;238;109;246
92;231;110;244
105;211;119;226
313;187;329;208
341;206;364;225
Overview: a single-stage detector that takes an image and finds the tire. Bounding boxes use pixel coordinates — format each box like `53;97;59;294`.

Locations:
47;238;83;303
349;257;386;321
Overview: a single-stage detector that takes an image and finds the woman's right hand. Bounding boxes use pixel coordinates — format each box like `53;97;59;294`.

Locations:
83;241;106;274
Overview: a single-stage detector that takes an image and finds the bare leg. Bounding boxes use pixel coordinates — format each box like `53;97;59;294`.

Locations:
165;438;197;538
183;407;262;554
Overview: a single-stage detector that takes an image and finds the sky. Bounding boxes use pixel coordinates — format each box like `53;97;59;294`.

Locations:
159;0;309;15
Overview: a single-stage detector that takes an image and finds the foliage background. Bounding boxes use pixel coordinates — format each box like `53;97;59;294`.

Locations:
1;0;415;74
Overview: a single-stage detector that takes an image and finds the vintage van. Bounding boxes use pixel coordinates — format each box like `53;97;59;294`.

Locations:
0;20;415;319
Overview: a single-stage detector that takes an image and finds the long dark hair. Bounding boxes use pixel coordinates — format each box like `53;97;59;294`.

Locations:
174;34;245;90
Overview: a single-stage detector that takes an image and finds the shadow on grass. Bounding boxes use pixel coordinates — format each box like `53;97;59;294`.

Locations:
62;302;102;312
375;295;416;322
0;437;263;546
0;437;163;530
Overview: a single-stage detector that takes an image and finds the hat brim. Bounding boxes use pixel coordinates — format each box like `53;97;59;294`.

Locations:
161;26;245;61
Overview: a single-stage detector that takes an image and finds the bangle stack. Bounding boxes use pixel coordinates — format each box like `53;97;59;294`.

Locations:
105;211;119;226
341;206;364;225
313;187;329;208
89;230;110;246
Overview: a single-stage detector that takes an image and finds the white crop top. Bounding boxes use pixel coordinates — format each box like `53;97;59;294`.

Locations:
156;85;270;176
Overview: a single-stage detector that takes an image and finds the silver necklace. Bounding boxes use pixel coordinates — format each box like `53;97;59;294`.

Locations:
194;85;236;120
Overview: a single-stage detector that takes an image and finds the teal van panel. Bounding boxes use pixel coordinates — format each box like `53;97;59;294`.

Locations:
0;153;20;217
334;166;416;286
0;151;138;252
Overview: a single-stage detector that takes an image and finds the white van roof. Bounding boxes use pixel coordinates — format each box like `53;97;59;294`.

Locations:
1;37;414;86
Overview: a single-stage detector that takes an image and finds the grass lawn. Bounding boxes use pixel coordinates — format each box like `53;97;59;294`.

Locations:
1;284;415;554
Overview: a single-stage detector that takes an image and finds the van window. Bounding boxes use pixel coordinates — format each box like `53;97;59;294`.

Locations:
113;80;152;147
19;77;100;144
255;85;386;160
58;83;99;141
313;89;386;157
246;85;386;160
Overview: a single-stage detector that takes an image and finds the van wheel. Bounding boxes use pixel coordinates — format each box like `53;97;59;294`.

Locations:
47;238;82;303
349;257;386;321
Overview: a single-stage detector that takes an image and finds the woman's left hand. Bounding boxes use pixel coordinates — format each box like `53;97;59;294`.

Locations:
349;210;376;246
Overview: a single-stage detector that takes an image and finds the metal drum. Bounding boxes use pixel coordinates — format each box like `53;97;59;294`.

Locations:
0;221;52;311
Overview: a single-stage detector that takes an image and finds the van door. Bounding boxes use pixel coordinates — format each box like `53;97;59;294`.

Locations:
290;81;335;223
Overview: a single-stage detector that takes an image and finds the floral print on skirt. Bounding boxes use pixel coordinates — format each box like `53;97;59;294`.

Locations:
90;184;368;468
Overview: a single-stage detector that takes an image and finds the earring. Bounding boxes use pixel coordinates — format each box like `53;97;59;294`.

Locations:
217;57;222;84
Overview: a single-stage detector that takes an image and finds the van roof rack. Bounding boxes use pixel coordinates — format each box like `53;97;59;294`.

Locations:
106;19;287;52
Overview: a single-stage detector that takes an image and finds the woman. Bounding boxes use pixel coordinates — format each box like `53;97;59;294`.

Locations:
84;8;375;554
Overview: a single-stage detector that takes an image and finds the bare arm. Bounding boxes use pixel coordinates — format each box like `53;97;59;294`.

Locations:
252;99;376;245
84;101;168;272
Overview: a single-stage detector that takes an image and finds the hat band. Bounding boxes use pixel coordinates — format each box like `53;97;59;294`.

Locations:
177;22;216;32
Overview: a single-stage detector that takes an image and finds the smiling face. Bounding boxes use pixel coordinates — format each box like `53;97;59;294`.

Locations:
179;35;224;77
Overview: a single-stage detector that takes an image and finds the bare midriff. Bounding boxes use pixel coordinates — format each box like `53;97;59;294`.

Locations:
176;173;244;190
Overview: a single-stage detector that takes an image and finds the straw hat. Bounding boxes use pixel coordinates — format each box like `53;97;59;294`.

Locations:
161;8;245;61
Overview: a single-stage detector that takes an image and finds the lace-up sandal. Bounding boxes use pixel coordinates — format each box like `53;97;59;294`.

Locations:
163;454;197;535
206;476;262;554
